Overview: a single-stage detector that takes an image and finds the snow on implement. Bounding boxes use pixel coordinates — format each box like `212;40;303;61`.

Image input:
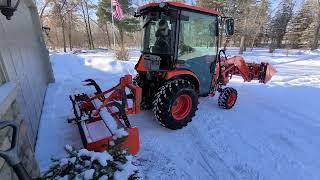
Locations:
68;75;141;155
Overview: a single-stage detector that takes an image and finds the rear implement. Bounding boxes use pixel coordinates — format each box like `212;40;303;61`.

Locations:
68;75;141;155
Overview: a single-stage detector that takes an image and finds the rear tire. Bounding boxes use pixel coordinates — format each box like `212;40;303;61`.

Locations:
133;74;141;86
218;87;238;109
153;79;198;130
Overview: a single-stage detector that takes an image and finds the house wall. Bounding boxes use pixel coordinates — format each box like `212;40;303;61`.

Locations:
0;0;54;178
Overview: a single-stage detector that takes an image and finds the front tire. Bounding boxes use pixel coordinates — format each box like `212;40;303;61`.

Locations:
218;87;238;109
153;79;198;130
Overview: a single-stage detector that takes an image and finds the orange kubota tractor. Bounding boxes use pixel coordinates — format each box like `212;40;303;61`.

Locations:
68;2;276;155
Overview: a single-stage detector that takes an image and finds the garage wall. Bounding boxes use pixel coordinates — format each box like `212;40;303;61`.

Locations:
0;0;54;178
0;0;54;145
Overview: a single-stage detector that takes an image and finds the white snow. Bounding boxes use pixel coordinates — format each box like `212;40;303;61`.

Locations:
92;99;129;139
98;175;108;180
78;149;113;166
114;155;139;180
84;120;112;142
36;48;320;179
82;169;95;180
65;144;73;152
112;128;129;140
59;158;69;166
92;99;118;132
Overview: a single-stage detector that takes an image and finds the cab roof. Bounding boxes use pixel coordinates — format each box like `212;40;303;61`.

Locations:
138;2;222;16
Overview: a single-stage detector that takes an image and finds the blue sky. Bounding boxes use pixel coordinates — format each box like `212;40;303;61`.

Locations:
271;0;303;11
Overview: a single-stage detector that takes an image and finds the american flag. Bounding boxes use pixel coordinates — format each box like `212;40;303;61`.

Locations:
112;0;124;20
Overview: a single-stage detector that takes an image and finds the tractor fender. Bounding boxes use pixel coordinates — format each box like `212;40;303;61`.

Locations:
135;55;147;72
165;70;200;94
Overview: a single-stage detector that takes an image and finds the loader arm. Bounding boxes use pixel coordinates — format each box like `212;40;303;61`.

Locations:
216;56;277;85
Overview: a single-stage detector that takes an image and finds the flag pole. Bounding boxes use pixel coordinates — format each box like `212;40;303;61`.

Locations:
111;0;116;49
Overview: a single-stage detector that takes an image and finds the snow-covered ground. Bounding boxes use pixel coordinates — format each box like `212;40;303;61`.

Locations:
36;48;320;179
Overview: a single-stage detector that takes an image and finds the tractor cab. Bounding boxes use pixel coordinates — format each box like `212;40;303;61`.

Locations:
135;2;227;72
134;2;234;95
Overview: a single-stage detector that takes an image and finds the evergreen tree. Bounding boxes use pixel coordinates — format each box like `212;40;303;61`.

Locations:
303;21;318;48
283;1;314;48
269;0;294;52
309;0;320;50
43;138;140;179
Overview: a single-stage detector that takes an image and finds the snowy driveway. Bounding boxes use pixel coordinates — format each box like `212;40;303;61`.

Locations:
36;49;320;180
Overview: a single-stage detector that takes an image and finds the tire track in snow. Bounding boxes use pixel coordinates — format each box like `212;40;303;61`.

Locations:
187;121;239;180
193;97;268;179
195;95;305;179
235;89;320;179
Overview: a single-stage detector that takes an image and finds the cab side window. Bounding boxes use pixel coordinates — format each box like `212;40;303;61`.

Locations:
178;11;217;60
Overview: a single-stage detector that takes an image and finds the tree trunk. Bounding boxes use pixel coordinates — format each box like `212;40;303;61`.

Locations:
62;19;67;52
39;0;52;22
68;13;73;51
85;1;94;49
276;38;282;49
54;29;59;50
81;0;91;49
223;37;230;51
219;20;224;48
105;25;111;48
311;23;320;50
119;28;124;49
311;1;320;50
239;35;246;54
239;6;248;54
269;39;275;53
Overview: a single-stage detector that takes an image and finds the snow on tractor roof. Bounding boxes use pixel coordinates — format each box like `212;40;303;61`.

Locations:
138;2;222;16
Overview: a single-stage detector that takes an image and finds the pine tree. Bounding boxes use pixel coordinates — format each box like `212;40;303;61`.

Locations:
310;0;320;50
269;0;294;52
283;0;314;48
42;137;139;179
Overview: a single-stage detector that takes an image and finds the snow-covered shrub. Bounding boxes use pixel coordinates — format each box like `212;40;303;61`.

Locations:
42;138;140;180
115;48;129;61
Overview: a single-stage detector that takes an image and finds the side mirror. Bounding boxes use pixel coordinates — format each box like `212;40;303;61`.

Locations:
225;18;234;36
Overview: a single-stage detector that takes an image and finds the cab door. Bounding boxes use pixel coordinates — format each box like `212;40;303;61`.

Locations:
176;11;218;96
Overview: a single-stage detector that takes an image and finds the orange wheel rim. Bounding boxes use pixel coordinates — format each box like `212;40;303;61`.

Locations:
171;95;192;121
226;93;236;107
